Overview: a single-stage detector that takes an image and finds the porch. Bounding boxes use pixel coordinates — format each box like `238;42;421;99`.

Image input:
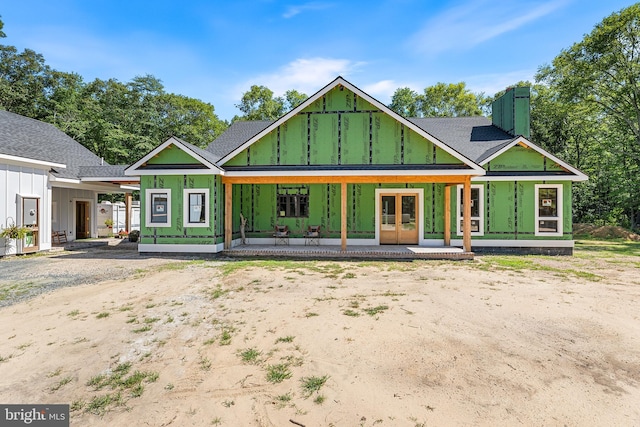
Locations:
223;244;474;260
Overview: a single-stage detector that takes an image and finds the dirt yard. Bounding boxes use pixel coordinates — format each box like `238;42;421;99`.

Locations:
0;240;639;426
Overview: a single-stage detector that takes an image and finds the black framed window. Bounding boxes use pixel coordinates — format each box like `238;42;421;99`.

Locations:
277;186;309;218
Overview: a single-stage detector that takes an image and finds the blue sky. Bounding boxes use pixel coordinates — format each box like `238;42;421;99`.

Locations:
1;0;635;121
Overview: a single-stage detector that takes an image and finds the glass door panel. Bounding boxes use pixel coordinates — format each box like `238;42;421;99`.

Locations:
380;195;397;244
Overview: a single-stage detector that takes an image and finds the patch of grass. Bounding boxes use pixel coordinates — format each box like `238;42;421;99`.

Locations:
305;312;319;318
50;376;73;392
118;305;134;312
126;317;138;324
266;364;292;383
207;285;229;300
363;305;389;316
67;309;80;317
145;303;156;309
200;355;212;371
16;342;32;350
144;317;161;324
132;325;152;333
342;272;356;279
203;337;216;346
313;394;326;404
276;392;292;404
0;281;39;302
300;375;329;398
47;368;62;377
96;312;110;319
275;335;295;344
222;400;234;408
219;328;233;346
238;347;262;364
342;309;360;317
83;361;158;414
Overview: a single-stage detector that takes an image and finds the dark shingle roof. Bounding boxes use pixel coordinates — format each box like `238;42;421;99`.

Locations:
408;117;514;163
0;110;105;179
207;117;514;166
206;120;272;160
78;165;129;178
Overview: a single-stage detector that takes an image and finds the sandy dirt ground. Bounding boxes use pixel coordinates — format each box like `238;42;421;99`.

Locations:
0;242;639;426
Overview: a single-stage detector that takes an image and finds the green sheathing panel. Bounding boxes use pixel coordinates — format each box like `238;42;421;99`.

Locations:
146;144;202;165
139;174;220;245
491;87;530;138
223;85;463;168
489;145;545;171
463;180;572;241
423;184;445;239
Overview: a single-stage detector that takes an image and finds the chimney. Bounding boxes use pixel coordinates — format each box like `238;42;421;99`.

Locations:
491;87;530;138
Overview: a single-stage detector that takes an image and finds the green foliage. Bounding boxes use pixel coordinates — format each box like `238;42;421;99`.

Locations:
265;363;292;383
536;4;640;229
0;43;228;165
389;82;486;117
233;85;308;121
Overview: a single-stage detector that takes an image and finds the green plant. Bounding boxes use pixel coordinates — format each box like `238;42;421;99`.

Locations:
104;218;114;228
128;230;140;242
300;375;329;398
266;364;292;383
0;222;29;240
275;336;295;344
238;347;261;364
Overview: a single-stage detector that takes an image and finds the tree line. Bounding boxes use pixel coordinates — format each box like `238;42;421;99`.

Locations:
1;5;639;229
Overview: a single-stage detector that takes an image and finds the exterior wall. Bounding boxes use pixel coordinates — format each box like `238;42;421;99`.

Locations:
450;180;573;254
225;85;463;167
139;174;223;250
52;186;98;242
1;163;51;255
233;183;448;241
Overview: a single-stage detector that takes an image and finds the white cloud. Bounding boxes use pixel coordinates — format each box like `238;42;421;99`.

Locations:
235;57;366;98
283;2;334;18
407;0;571;54
464;69;537;96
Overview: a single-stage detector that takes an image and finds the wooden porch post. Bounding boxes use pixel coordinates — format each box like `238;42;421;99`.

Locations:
224;182;232;250
463;177;472;252
125;193;132;232
444;185;451;247
341;181;347;252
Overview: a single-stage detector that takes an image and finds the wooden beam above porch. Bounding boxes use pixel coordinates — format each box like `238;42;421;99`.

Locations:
222;175;473;185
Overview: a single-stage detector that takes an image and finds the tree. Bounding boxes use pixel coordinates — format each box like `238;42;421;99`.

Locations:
388;83;486;117
538;4;640;229
233;86;308;121
389;87;421;117
234;85;284;121
0;46;52;118
0;16;6;38
421;82;484;117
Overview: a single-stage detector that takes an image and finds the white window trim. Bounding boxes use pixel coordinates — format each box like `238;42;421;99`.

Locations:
456;184;484;236
183;188;210;228
145;189;171;228
535;184;563;236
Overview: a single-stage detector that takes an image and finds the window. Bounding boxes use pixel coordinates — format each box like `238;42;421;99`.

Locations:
183;189;210;227
456;184;484;236
145;189;171;227
277;186;309;218
535;184;563;236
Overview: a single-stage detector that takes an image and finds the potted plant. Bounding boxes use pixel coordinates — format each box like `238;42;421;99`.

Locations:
104;218;114;228
1;219;29;256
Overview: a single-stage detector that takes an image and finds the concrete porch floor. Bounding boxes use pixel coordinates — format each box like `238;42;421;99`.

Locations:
224;244;474;260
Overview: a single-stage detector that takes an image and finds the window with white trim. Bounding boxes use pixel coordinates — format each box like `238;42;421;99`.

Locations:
535;184;563;236
456;184;484;236
145;189;171;227
183;189;209;227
